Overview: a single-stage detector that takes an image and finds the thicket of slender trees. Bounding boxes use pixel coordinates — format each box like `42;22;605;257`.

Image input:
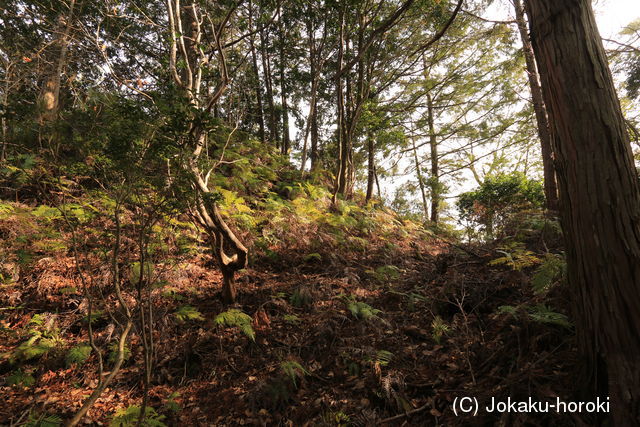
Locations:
2;0;640;422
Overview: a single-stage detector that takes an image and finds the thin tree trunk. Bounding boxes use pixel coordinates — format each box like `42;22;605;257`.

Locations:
426;93;439;224
248;1;265;144
525;0;640;424
514;0;559;212
333;9;346;202
301;17;320;173
259;30;279;147
366;130;375;201
278;7;290;156
1;62;10;161
411;134;429;219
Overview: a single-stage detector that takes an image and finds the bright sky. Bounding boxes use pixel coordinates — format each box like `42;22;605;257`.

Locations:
593;0;640;39
379;0;640;217
487;0;640;38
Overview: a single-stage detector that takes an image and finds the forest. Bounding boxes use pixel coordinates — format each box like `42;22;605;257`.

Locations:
1;0;640;425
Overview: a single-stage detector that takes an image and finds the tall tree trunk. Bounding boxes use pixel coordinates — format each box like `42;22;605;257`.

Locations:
248;1;265;144
427;93;439;224
259;30;279;147
40;0;76;124
301;17;321;173
514;0;559;212
525;0;640;424
366;130;375;201
1;62;11;161
411;134;429;219
278;7;290;156
333;9;346;202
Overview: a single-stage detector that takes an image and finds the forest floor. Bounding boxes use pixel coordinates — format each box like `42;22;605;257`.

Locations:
0;215;581;426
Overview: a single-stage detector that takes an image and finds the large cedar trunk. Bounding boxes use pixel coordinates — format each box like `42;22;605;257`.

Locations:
525;0;640;424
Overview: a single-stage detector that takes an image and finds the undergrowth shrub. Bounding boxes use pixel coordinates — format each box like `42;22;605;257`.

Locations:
457;172;544;240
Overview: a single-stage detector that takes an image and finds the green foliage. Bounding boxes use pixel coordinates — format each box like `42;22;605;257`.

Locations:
66;344;92;367
83;310;105;325
280;360;308;388
369;265;400;283
7;369;36;387
10;315;63;364
107;342;131;365
303;253;322;262
457;172;545;238
130;261;155;285
283;314;301;324
214;309;255;341
24;412;62;427
489;243;541;270
531;253;565;294
174;305;204;323
497;305;519;318
109;405;167;427
431;316;450;344
497;304;571;328
528;304;572;328
345;299;382;321
165;392;181;413
289;287;314;308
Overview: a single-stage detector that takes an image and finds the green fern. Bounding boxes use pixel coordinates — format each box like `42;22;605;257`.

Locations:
347;301;381;321
109;405;166;427
66;344;92;367
174;305;204;323
289;287;314;308
531;253;565;294
11;335;58;363
528;304;572;328
107;342;131;365
25;412;62;427
283;314;301;324
280;360;308;388
214;309;255;341
7;369;36;388
497;305;519;319
130;261;155;285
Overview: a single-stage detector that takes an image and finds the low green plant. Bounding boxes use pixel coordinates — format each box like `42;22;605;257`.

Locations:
174;305;204;323
528;304;572;328
489;243;541;270
431;316;450;344
371;265;401;283
165;392;181;413
531;253;565;294
346;300;381;321
107;342;131;365
66;344;92;367
283;314;301;324
289;287;314;308
7;369;36;387
280;360;308;388
214;309;255;341
24;412;62;427
109;405;166;427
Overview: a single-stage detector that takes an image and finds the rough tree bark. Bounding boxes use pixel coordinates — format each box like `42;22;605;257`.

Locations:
513;0;559;212
525;0;640;424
